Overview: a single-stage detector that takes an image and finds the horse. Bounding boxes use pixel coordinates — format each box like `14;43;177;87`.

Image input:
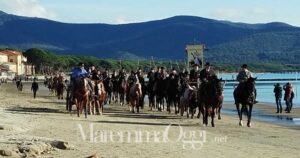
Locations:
179;85;199;118
129;82;142;113
234;77;256;127
199;77;224;127
153;76;166;111
66;83;73;111
92;80;106;115
74;77;90;118
103;77;113;104
118;78;126;106
111;76;119;103
56;77;65;100
166;75;181;114
44;79;48;87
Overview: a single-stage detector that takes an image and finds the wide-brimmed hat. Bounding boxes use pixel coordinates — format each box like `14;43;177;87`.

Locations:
205;62;211;66
241;64;248;68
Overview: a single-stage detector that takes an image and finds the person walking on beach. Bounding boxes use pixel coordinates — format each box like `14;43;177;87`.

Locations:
273;83;282;113
31;79;39;98
283;82;293;113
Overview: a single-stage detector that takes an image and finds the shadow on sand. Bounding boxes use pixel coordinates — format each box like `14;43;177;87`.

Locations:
5;107;66;115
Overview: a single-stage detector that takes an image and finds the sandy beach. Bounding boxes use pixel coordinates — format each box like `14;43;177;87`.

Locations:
1;82;300;158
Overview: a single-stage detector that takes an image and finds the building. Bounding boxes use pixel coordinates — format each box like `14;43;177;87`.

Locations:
0;50;35;77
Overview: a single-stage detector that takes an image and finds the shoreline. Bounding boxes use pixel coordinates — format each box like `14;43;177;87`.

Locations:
222;101;300;128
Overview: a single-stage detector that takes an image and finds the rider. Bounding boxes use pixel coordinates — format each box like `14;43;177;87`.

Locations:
199;62;215;94
190;64;201;88
127;70;136;88
70;63;93;101
236;64;258;103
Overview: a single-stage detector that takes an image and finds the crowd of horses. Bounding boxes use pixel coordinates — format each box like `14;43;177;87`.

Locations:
43;73;257;127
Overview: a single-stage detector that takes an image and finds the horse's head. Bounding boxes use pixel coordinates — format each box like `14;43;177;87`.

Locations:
94;80;103;94
77;77;89;91
211;77;224;96
245;77;257;95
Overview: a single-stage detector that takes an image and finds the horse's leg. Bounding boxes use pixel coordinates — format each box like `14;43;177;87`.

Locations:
120;93;124;106
197;104;201;118
180;99;184;116
247;104;253;127
187;103;190;118
101;101;104;115
201;105;205;125
87;101;91;115
211;107;215;127
218;105;222;120
76;100;80;117
175;99;179;115
167;99;171;114
84;100;88;118
236;103;243;126
136;99;140;113
204;107;208;126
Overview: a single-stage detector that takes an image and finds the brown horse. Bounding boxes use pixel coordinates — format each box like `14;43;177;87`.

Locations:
91;80;106;115
129;82;142;113
56;77;65;100
74;77;90;118
199;77;224;127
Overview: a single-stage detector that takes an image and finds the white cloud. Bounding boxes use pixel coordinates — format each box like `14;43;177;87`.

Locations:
115;16;137;24
211;8;243;20
210;7;271;24
0;0;56;19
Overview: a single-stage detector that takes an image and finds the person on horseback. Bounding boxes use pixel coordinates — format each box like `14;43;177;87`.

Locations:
88;65;96;78
92;69;102;81
70;63;93;101
126;71;136;103
236;64;258;103
199;62;215;95
190;64;201;87
127;71;136;88
147;68;155;84
119;67;126;79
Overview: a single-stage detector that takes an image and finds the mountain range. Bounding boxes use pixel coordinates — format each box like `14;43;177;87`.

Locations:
1;10;300;64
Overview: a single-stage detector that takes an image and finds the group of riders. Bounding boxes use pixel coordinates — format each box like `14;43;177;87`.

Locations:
42;62;257;126
46;62;257;109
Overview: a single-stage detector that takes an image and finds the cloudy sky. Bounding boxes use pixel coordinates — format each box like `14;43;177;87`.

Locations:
0;0;299;26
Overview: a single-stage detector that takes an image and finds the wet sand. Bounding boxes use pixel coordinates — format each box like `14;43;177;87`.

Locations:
1;82;300;158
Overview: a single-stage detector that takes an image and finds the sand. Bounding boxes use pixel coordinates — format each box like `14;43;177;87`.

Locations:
0;82;300;158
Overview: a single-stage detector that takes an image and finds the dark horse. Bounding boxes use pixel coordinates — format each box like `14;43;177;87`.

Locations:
234;77;256;127
118;78;126;106
166;75;181;114
199;76;224;127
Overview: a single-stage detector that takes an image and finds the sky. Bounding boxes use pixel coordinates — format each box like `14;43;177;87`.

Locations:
0;0;299;26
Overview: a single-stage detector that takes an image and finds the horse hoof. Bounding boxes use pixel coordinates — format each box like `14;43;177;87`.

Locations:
212;124;215;127
218;116;221;120
247;123;251;127
239;122;243;126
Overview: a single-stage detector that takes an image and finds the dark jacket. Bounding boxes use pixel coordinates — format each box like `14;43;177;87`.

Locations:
31;82;39;91
273;86;282;98
199;69;211;82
